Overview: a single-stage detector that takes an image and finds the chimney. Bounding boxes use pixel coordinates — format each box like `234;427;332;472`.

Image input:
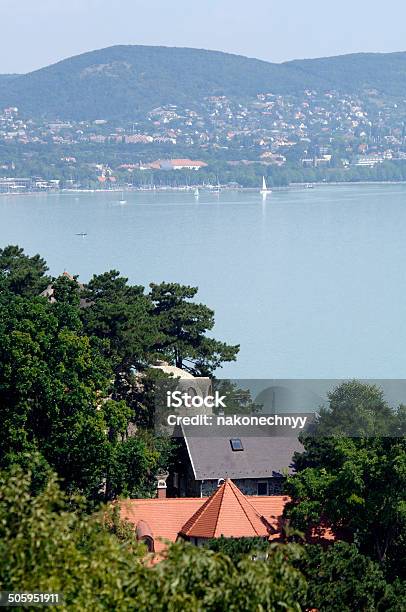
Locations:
156;470;169;499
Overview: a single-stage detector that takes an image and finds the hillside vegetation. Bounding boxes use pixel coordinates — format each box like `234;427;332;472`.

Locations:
1;46;406;120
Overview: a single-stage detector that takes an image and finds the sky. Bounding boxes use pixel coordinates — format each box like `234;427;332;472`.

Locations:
3;0;406;73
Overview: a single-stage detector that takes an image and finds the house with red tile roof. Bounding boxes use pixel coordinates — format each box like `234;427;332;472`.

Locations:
141;159;208;171
119;479;289;554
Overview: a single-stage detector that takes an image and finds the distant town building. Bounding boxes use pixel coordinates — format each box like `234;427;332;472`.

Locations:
354;155;384;167
141;159;208;171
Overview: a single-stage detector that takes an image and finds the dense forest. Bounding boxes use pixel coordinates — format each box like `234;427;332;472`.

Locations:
2;46;406;120
0;245;405;610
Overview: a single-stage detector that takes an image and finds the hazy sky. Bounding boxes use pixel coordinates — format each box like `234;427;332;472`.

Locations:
3;0;406;73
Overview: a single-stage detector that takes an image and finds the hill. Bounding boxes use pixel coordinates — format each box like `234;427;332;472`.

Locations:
0;75;19;84
289;52;406;97
0;46;406;120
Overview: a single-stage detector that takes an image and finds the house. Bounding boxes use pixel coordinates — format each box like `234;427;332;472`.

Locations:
40;272;90;309
120;478;335;556
171;426;303;497
119;479;290;554
141;159;208;171
149;364;303;498
165;159;208;170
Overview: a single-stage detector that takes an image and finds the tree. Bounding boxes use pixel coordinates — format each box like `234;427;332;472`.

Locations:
149;282;239;375
0;245;50;297
302;380;400;438
298;542;404;612
81;270;159;370
51;273;82;329
211;380;262;414
0;465;149;610
152;540;306;612
0;291;117;497
0;289;169;502
204;536;269;560
107;430;174;499
285;381;406;576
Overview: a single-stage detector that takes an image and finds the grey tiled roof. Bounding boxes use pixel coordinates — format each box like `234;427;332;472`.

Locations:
182;425;303;480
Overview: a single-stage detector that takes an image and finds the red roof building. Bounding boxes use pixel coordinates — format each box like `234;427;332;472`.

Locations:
180;479;273;539
140;159;208;171
119;479;289;554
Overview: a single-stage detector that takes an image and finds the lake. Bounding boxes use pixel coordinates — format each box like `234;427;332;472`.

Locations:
1;184;406;379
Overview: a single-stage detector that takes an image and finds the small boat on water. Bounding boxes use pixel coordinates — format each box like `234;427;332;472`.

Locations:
260;176;272;195
119;190;127;204
304;183;314;189
76;232;87;237
194;188;200;198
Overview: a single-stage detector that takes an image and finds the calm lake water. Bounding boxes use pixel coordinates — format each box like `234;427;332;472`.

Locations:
1;184;406;379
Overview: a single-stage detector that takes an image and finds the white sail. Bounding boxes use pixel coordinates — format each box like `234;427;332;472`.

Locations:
260;176;271;194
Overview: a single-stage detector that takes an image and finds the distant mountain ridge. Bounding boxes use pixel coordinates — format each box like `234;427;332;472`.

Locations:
0;45;406;120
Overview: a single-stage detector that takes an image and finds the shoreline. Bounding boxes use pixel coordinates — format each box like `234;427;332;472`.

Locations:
1;180;406;198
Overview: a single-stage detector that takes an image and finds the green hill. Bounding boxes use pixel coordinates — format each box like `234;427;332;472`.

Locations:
0;75;19;84
289;51;406;97
0;46;406;120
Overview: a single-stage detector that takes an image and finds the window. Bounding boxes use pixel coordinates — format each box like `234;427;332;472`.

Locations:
257;482;268;496
230;438;244;451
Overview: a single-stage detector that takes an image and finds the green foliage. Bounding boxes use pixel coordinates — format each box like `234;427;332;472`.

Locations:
114;366;178;430
149;282;239;374
0;466;148;610
204;535;269;560
150;540;306;611
81;270;157;369
0;290;116;496
309;380;402;437
211;380;262;414
0;246;237;502
5;138;406;189
0;45;325;121
285;381;406;576
0;267;169;502
298;542;405;612
107;431;174;499
4;46;406;120
51;274;82;329
0;245;50;297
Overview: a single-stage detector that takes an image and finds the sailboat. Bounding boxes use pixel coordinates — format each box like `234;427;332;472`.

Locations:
119;190;127;205
260;176;272;195
194;188;200;198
